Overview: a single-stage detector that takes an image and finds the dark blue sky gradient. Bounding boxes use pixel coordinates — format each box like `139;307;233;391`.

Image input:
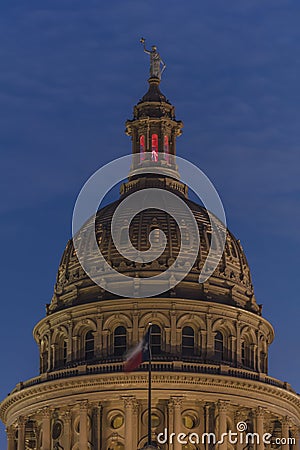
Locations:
0;0;299;444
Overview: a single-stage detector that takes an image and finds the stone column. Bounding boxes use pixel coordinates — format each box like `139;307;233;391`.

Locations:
123;397;135;450
17;417;26;450
132;304;139;342
290;425;299;449
165;398;174;450
206;314;213;360
79;401;89;450
256;330;261;372
47;330;52;371
200;330;207;358
103;330;109;356
6;426;15;450
170;307;177;353
255;407;264;450
236;319;241;365
234;412;244;450
73;336;79;360
95;314;103;358
67;321;73;363
281;417;290;450
63;411;71;450
41;407;51;450
133;400;139;450
93;403;102;450
217;401;227;450
51;343;57;370
252;344;257;371
229;336;236;363
173;397;183;450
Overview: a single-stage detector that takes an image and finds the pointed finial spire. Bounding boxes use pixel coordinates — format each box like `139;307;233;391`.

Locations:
140;37;166;80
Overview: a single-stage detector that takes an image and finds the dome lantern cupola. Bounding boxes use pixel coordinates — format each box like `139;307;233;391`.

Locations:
125;42;183;181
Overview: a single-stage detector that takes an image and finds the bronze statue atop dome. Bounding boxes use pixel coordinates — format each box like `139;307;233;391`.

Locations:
140;37;166;80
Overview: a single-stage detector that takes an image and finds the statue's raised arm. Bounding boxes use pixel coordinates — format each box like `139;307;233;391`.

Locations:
140;37;151;55
140;38;166;80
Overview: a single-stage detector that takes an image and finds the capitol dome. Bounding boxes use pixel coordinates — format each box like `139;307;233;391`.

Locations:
51;193;259;315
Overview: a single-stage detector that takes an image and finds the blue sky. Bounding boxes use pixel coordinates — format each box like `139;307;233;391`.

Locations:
0;0;299;444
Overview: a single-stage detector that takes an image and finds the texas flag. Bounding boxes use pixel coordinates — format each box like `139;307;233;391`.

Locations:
124;329;150;372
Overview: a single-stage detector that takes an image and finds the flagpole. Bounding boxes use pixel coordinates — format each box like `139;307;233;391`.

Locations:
147;323;152;446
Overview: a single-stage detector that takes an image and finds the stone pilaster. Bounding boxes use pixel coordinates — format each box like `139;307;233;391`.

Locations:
172;397;183;450
255;407;264;450
123;396;135;450
102;330;109;356
170;306;177;353
200;330;207;358
236;320;241;365
63;410;71;450
95;314;103;357
167;399;174;450
281;417;290;450
67;321;73;362
79;401;89;450
41;407;51;450
206;314;213;360
133;400;140;450
229;336;236;363
51;343;57;370
217;401;227;450
6;425;15;450
17;416;26;450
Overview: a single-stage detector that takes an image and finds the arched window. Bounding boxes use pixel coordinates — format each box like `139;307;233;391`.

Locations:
151;134;158;162
140;135;145;162
164;135;169;162
214;331;224;361
85;331;95;361
182;326;194;356
114;326;127;356
150;325;162;355
242;340;254;369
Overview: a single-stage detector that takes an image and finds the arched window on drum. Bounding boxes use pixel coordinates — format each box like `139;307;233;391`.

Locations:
114;326;127;356
150;324;162;355
164;135;169;163
151;134;158;162
214;331;224;361
182;326;195;356
84;330;95;361
140;135;145;162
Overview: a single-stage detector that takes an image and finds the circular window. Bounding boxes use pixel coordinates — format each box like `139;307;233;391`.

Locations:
111;414;124;429
52;421;63;440
151;414;161;427
182;414;197;429
142;409;162;428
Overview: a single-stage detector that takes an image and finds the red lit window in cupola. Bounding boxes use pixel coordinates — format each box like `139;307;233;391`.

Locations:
140;135;145;162
151;134;158;162
164;135;169;162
